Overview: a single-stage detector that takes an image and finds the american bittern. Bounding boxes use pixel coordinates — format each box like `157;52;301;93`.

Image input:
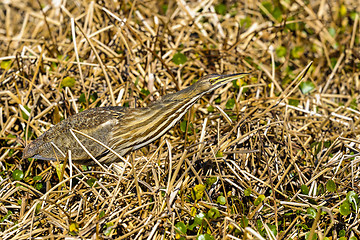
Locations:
23;73;248;165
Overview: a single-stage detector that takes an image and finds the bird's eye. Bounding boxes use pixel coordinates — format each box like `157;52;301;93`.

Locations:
209;76;220;84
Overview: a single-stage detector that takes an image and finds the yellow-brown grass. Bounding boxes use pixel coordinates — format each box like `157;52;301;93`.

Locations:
0;0;359;239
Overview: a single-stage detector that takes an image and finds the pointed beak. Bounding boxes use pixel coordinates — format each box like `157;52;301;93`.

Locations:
212;72;250;86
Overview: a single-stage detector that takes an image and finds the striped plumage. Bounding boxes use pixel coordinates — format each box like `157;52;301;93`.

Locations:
22;73;248;165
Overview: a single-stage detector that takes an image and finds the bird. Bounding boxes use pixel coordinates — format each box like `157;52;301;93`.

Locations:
22;73;249;165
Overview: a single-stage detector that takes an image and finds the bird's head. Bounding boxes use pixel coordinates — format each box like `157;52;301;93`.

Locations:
194;72;250;93
156;72;250;102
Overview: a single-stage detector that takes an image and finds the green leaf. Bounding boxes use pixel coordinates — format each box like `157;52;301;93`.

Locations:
175;221;187;234
134;77;139;86
35;183;43;190
244;187;252;196
103;222;114;236
232;79;239;89
161;4;168;14
8;149;14;157
99;210;105;219
296;223;310;230
301;184;309;195
172;52;187;65
12;170;24;181
349;236;358;240
217;196;226;205
350;98;358;110
261;2;272;12
328;27;336;38
307;207;317;219
324;141;331;148
299;81;315;94
260;1;282;22
330;58;338;68
207;105;214;112
339;4;347;16
79;93;86;104
305;232;318;240
206;177;217;187
197;234;215;240
285;17;297;31
261;1;272;17
339;200;351;216
90;92;98;103
339;229;346;237
180;120;193;133
55;164;63;180
1;60;11;70
180;120;187;133
276;46;287;57
61;77;76;88
33;175;42;182
347;191;359;210
317;183;325;195
326;180;336;192
350;12;358;21
194;212;205;225
207;207;220;219
254;195;265;206
21;105;31;121
256;219;263;230
216;151;223;157
240;216;248;228
226;98;235;109
192;184;206;201
50;62;58;70
34;203;41;214
346;191;359;203
215;4;227;15
268;224;277;236
291;46;304;59
1;210;12;223
240;17;252;28
189;212;206;230
289;99;299;107
87;177;98;187
141;88;150;96
272;7;283;21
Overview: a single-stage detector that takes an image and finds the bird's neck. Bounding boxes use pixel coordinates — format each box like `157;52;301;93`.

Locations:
157;84;204;103
115;86;204;151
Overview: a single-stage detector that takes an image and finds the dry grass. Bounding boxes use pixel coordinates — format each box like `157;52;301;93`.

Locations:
0;0;360;239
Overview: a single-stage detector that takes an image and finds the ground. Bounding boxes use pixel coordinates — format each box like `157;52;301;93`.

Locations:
0;0;360;239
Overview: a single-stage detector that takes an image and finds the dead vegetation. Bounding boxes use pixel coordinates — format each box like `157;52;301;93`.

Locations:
0;0;360;239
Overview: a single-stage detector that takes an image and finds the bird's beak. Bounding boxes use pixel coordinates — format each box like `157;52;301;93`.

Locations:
211;72;250;86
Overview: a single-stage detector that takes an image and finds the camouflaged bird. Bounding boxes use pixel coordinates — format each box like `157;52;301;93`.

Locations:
23;73;249;165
